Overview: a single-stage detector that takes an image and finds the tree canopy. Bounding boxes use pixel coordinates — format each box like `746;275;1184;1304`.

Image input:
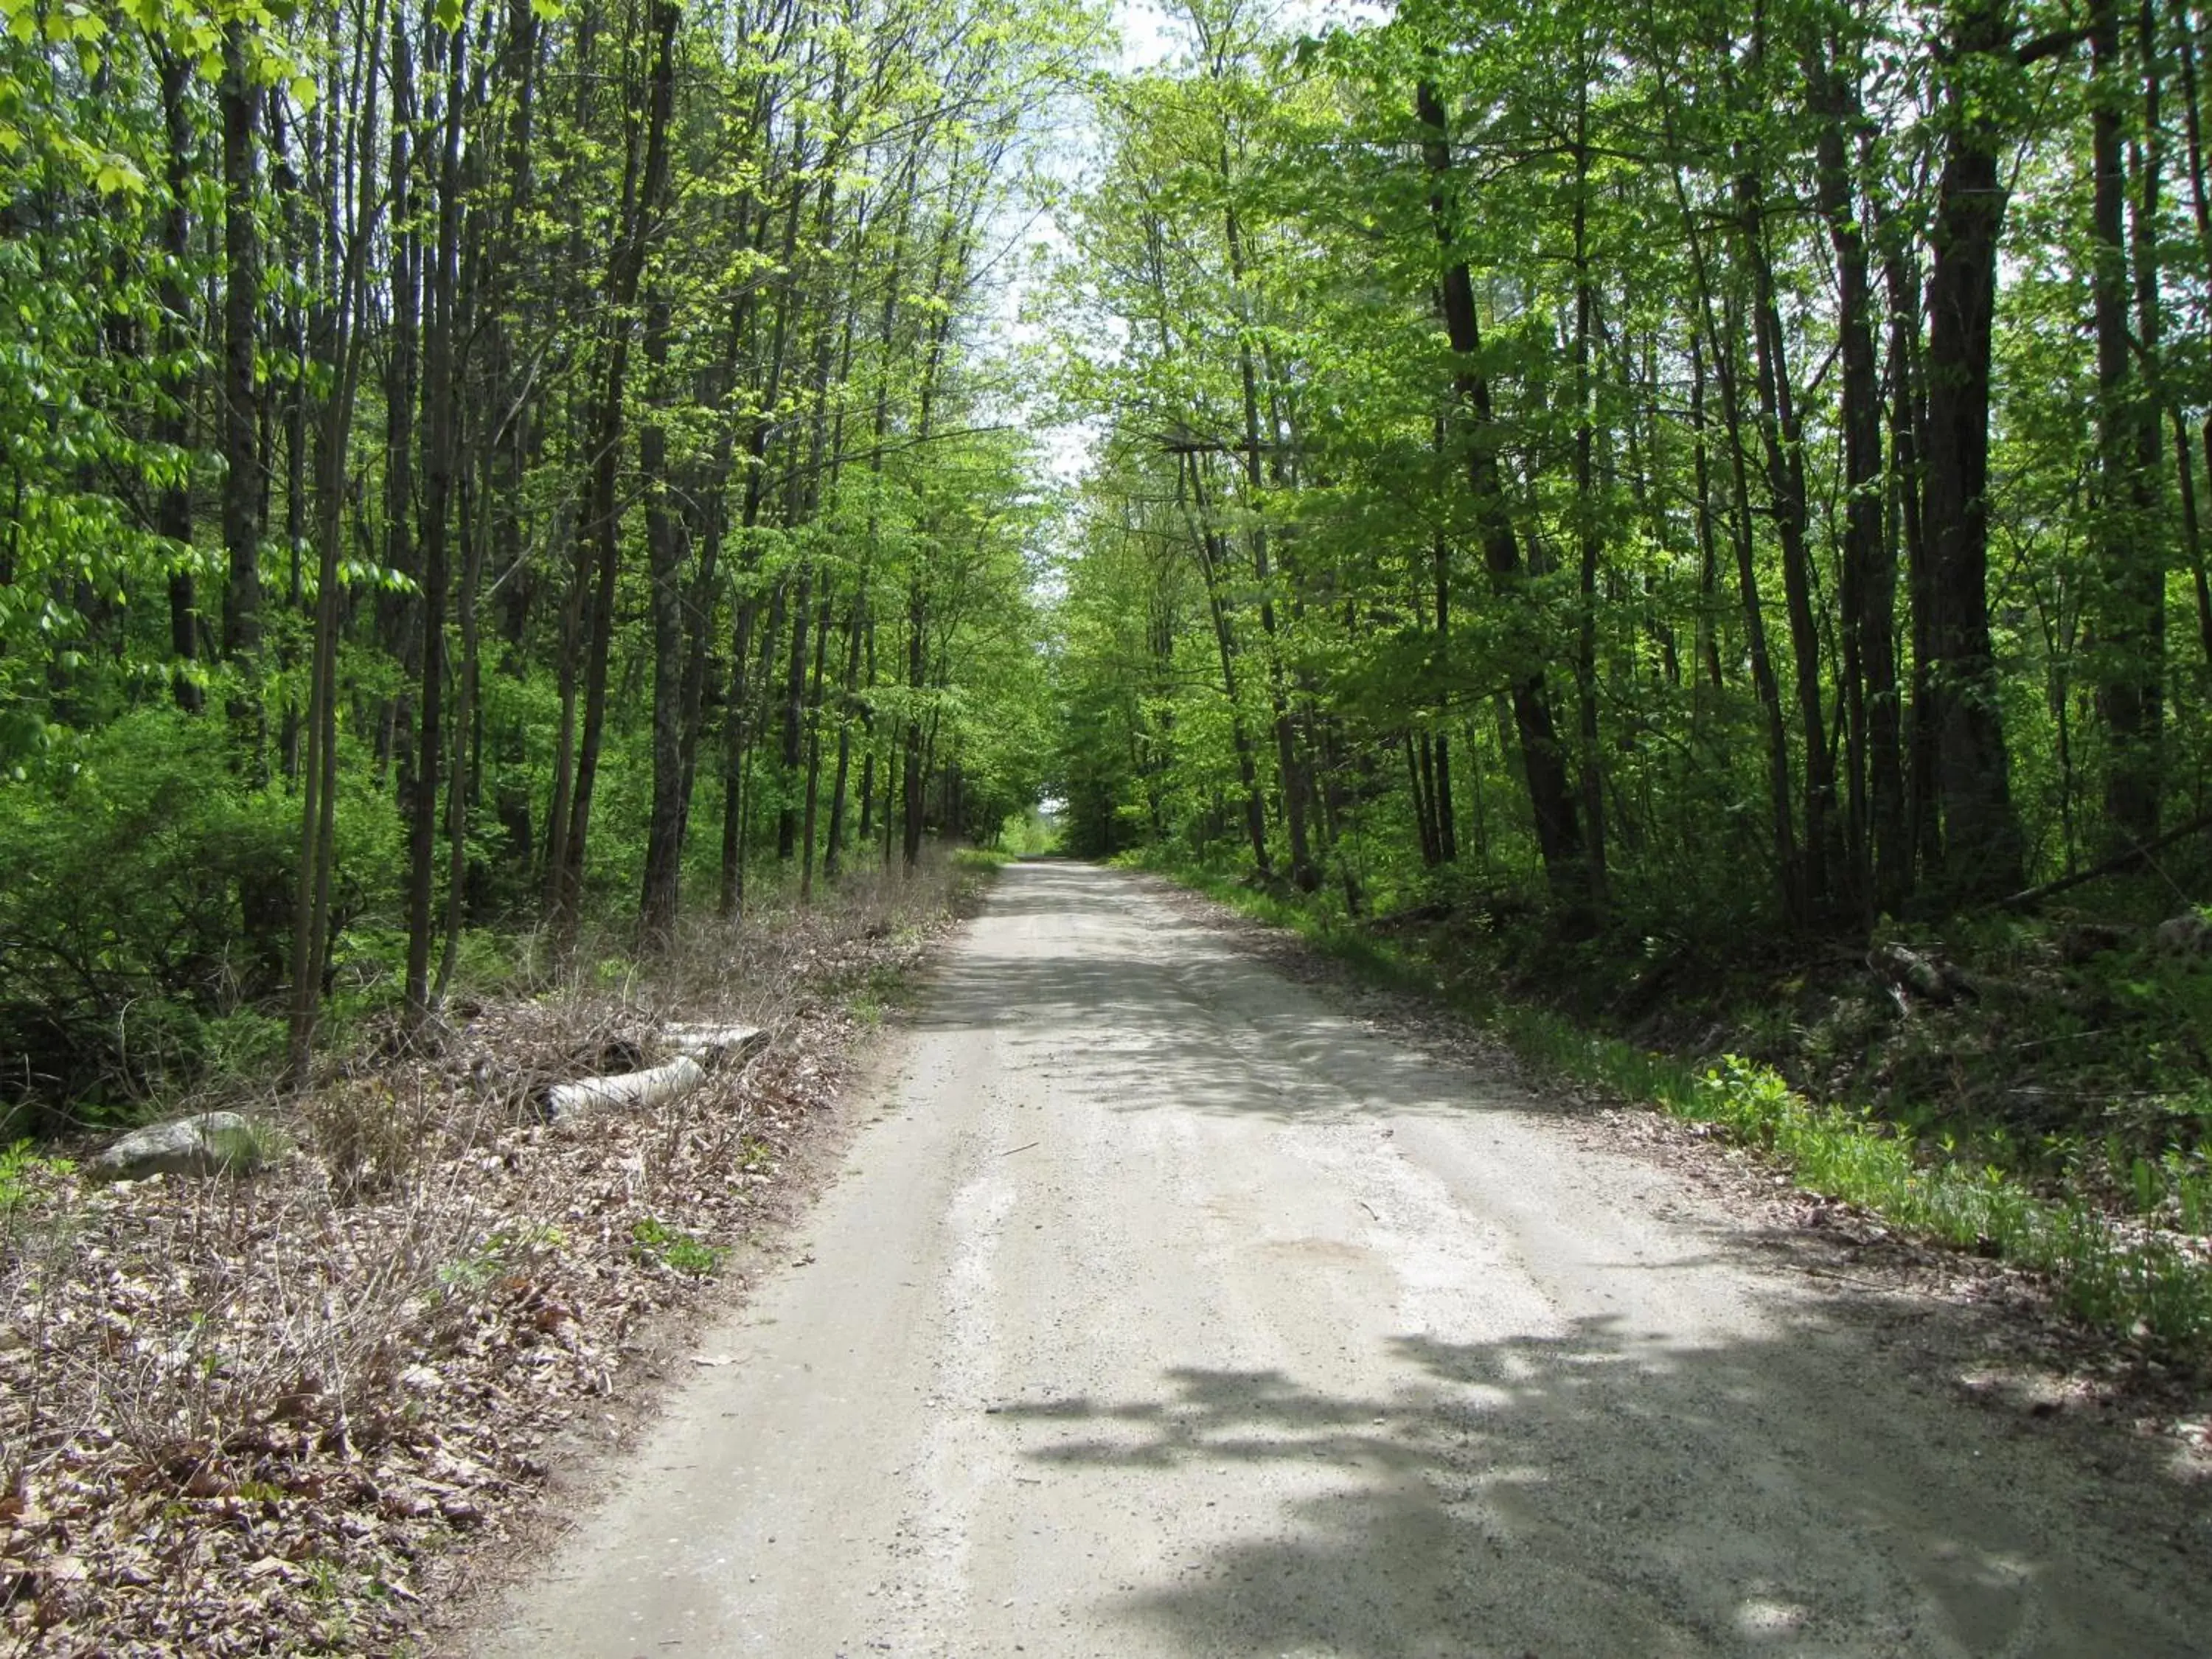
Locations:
1048;0;2212;939
0;0;1079;1105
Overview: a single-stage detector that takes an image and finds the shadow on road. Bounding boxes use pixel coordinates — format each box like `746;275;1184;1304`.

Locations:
919;863;1540;1127
990;1312;2205;1657
948;864;2211;1656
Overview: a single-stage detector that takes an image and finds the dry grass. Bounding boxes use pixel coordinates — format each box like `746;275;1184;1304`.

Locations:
0;855;978;1655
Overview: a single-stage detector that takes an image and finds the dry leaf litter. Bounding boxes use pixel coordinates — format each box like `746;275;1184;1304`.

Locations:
1;865;973;1655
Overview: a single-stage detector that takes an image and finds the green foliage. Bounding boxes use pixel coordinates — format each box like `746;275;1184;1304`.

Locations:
0;0;1084;1125
0;1139;74;1225
1683;1057;2212;1351
0;708;399;1110
994;806;1063;855
630;1216;723;1276
1048;0;2212;937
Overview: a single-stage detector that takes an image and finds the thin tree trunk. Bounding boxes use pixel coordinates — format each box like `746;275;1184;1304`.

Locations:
1809;36;1901;920
2171;1;2212;667
406;15;466;1018
551;0;680;945
2090;0;2164;849
155;52;202;713
1418;80;1586;916
220;24;265;763
1570;76;1609;907
288;4;386;1082
1739;162;1833;919
1879;232;1943;887
640;276;688;949
1222;187;1315;890
799;585;832;902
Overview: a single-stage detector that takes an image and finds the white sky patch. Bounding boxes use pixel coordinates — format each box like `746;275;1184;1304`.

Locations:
975;0;1391;493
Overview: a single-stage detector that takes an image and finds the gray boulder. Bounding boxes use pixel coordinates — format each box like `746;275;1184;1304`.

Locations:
2155;913;2212;958
88;1112;265;1182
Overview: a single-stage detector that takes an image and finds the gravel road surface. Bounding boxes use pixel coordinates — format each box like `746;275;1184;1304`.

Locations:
477;861;2209;1657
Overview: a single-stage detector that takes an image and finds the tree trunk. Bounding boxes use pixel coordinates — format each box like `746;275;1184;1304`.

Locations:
1739;163;1834;919
288;1;386;1082
1809;38;1902;921
1417;80;1585;916
220;26;265;760
1221;189;1315;891
155;52;202;713
406;15;466;1018
1879;232;1943;888
2171;1;2212;668
1570;82;1609;908
2089;0;2164;851
550;0;680;944
1923;0;2027;897
639;279;688;949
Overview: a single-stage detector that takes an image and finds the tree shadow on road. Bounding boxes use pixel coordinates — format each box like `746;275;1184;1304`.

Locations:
988;1313;2208;1658
920;864;1549;1127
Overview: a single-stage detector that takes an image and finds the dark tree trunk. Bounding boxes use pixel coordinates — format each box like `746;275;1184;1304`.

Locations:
406;17;466;1018
1222;191;1315;891
1417;80;1585;916
902;574;928;871
639;281;688;949
1742;175;1834;919
1922;0;2027;897
1879;233;1944;888
2172;2;2212;669
1570;83;1608;908
2088;0;2166;851
220;26;265;758
155;52;202;713
550;0;680;942
380;14;420;802
779;563;813;861
1809;38;1902;921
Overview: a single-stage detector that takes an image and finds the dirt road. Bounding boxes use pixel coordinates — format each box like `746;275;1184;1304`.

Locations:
477;862;2209;1658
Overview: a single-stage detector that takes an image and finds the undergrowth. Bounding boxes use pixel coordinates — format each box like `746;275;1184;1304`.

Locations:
0;846;977;1650
1139;854;2212;1354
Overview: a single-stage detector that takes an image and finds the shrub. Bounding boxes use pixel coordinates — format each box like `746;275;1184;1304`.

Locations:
0;708;400;1118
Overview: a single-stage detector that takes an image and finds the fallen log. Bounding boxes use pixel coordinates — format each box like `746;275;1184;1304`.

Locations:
664;1023;766;1068
1996;811;2212;909
1868;942;1978;1006
543;1054;706;1121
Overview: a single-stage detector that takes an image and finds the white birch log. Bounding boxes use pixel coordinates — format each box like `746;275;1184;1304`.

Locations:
545;1054;706;1120
664;1024;766;1068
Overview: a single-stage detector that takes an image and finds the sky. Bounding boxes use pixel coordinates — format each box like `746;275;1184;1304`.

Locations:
981;0;1389;490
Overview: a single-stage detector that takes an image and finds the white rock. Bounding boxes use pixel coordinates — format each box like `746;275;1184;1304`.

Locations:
87;1112;264;1182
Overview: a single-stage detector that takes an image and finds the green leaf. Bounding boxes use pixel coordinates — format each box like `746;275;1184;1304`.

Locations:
94;159;147;197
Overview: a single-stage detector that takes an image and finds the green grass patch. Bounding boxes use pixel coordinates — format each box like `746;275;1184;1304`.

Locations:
630;1216;725;1276
1144;858;2212;1354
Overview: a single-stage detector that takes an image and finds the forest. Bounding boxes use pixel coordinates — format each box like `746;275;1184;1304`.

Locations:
1045;0;2212;1197
1;0;1071;1113
1059;0;2211;923
4;0;2212;1180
